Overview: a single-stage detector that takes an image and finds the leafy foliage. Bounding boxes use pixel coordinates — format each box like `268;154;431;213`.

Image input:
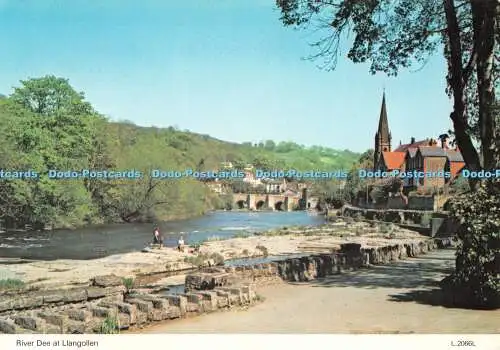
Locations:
0;76;359;229
344;149;374;203
0;278;25;291
99;316;119;334
446;180;500;308
276;0;499;310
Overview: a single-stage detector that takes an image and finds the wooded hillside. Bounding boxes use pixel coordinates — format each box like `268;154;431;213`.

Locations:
0;76;359;229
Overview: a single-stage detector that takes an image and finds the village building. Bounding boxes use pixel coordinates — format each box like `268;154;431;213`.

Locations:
373;92;465;191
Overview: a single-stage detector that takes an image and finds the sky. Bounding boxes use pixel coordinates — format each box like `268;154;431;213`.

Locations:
0;0;454;152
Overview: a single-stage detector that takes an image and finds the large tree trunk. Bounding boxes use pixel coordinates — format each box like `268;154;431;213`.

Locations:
472;0;498;170
443;0;483;189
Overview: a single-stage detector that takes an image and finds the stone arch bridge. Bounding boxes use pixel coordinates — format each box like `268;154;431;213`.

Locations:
233;193;313;211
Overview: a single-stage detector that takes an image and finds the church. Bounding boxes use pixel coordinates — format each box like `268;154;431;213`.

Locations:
373;92;465;190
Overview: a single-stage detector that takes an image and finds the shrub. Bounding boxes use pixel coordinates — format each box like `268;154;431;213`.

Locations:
420;213;432;227
184;255;205;267
210;252;225;265
379;223;393;234
370;185;388;204
353;212;364;222
99;316;119;334
256;245;269;257
233;232;251;239
122;277;134;292
0;278;25;291
444;180;500;309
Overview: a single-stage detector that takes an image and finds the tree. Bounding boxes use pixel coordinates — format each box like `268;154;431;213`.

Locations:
11;75;93;116
276;0;498;184
344;149;374;203
264;140;276;150
277;0;499;308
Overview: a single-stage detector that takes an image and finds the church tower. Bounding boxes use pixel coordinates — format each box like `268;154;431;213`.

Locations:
374;91;391;169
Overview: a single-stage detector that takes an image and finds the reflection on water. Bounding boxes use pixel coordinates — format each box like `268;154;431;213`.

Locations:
0;211;323;261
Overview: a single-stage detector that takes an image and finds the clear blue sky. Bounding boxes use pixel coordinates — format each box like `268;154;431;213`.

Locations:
0;0;453;153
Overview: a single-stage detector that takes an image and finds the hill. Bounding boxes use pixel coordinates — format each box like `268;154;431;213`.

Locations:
0;76;359;229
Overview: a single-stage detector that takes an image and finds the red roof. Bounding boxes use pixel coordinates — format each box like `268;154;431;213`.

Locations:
382;151;406;170
450;161;465;179
394;140;430;152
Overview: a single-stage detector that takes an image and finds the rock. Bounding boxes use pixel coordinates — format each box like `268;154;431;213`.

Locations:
185;272;230;292
98;301;137;325
0;294;44;311
92;275;123;287
14;316;47;332
62;288;88;303
37;311;68;332
340;243;362;253
125;299;152;313
87;286;126;300
196;291;219;311
89;306;117;319
163;295;187;315
65;309;93;323
0;318;16;333
63;320;85;334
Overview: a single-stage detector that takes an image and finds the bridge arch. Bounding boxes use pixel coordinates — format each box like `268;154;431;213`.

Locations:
236;200;246;209
274;201;285;211
256;200;266;210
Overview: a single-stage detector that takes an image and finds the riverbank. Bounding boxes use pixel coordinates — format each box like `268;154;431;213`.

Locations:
0;211;324;261
138;248;499;334
0;236;460;334
1;219;427;289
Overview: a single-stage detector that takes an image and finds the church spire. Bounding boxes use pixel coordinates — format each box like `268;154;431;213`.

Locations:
374;91;391;170
377;91;390;141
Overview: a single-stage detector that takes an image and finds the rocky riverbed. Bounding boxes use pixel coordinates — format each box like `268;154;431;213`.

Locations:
1;219;427;290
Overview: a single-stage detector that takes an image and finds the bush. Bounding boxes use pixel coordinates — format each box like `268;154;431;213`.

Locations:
444;180;500;309
233;232;251;238
0;278;25;291
256;245;269;257
420;213;432;227
184;252;225;267
379;223;394;234
370;185;388;204
99;316;119;334
450;176;470;194
122;277;134;292
210;252;225;265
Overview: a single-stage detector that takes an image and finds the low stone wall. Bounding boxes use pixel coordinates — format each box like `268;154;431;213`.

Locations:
342;206;435;226
0;273;256;334
357;195;438;211
0;237;456;334
186;238;456;290
407;195;436;211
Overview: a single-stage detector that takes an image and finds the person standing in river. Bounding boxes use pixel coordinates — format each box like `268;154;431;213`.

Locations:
153;226;162;248
177;235;185;252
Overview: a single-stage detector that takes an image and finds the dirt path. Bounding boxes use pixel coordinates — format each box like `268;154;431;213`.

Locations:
138;249;500;333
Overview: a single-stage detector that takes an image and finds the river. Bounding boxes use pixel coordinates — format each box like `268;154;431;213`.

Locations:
0;211;324;261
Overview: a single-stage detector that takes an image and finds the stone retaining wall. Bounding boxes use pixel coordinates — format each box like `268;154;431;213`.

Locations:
0;237;456;334
187;238;456;290
0;273;257;334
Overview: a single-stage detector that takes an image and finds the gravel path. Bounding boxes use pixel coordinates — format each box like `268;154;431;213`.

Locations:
139;249;500;334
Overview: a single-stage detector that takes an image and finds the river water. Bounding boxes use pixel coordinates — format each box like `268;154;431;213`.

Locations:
0;211;324;261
